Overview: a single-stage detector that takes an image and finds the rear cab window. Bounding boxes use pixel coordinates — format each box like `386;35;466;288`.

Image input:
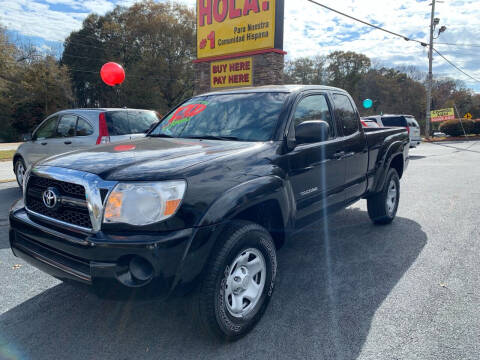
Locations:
332;93;359;136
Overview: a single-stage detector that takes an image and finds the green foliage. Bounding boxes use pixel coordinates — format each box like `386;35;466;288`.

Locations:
61;1;195;113
284;56;326;84
326;51;371;98
472;120;480;135
439;119;474;137
0;26;73;140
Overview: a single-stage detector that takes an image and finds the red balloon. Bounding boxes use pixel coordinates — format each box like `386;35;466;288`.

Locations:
100;62;125;86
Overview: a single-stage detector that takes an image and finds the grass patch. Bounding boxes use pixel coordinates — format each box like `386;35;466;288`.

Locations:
0;150;15;161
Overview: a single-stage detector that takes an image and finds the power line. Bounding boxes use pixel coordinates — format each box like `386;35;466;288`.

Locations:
305;0;427;46
435;42;480;48
432;48;480;83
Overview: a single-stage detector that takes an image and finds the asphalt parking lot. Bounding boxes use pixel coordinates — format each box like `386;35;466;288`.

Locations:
0;141;479;360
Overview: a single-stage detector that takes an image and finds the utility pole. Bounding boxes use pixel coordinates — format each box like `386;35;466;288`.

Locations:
425;0;436;139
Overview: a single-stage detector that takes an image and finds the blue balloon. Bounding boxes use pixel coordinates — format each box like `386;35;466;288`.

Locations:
363;99;373;109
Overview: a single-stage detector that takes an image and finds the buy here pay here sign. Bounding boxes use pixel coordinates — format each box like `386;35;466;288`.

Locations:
211;57;252;88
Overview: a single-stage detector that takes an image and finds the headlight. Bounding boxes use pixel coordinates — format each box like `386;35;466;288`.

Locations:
103;180;186;226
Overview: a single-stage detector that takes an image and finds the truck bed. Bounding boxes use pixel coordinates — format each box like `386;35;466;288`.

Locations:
364;127;408;148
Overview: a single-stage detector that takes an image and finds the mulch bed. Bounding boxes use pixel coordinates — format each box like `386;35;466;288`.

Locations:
423;136;480;142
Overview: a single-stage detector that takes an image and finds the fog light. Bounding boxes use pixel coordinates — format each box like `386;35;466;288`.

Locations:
129;256;154;282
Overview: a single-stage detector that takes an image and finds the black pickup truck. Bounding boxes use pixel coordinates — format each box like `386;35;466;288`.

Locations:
9;85;409;340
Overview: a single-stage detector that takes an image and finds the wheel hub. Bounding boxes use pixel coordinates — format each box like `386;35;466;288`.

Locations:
224;248;266;318
230;266;250;294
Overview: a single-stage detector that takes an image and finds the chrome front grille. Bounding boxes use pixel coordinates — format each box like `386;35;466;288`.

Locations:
24;167;117;232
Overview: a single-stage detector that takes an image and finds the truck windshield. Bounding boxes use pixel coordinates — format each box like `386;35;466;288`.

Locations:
149;92;288;141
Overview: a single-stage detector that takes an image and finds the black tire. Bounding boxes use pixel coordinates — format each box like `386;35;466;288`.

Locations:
367;168;400;225
14;157;26;188
193;220;277;341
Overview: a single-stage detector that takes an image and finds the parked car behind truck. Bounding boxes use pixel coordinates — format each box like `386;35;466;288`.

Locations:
363;114;421;148
13;108;160;186
9;85;409;340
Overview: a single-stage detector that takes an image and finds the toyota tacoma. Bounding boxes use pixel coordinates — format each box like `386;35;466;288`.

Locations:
9;85;409;340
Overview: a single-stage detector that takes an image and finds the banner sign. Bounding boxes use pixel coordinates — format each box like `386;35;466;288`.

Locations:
197;0;284;59
431;108;455;122
211;57;252;88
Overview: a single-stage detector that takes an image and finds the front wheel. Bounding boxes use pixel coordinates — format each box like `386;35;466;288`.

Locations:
14;158;26;188
367;168;400;225
194;221;277;341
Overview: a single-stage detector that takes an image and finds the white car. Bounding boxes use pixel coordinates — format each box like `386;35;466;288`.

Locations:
13;108;160;186
363;114;421;148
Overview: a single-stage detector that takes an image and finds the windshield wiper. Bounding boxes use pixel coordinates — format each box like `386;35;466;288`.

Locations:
148;133;175;138
184;135;241;141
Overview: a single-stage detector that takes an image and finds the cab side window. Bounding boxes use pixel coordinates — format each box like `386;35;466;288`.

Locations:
35;116;59;139
57;115;77;137
293;95;335;139
332;94;359;136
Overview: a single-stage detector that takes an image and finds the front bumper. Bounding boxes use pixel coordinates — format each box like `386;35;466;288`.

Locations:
9;205;218;297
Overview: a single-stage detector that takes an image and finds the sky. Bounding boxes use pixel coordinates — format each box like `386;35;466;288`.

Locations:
1;0;479;92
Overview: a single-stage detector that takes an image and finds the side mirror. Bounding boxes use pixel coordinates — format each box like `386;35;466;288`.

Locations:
295;120;330;145
23;133;33;142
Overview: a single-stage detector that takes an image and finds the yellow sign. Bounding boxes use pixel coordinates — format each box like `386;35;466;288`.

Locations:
197;0;277;59
431;108;455;122
211;57;252;88
464;112;472;119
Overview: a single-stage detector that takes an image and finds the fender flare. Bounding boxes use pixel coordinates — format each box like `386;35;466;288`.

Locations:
372;140;405;193
197;175;293;229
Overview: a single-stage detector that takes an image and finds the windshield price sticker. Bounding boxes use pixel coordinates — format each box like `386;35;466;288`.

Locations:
163;102;208;129
197;0;278;59
211;57;253;88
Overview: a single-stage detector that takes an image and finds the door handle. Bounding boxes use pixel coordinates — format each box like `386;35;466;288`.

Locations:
64;141;72;145
333;151;345;159
41;142;47;145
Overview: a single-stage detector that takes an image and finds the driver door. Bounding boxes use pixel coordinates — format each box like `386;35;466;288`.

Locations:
287;93;347;228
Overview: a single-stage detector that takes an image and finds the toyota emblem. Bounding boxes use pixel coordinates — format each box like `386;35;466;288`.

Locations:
42;187;60;209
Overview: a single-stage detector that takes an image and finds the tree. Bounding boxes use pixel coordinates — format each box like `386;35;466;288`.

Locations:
61;1;196;113
326;51;371;98
284;55;326;85
9;55;74;134
0;26;74;139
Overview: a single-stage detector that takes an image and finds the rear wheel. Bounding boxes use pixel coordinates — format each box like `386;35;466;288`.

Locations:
193;221;277;341
367;168;400;224
14;158;26;188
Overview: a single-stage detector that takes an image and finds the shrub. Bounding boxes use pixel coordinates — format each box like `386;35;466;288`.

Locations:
472;120;480;135
439;119;474;137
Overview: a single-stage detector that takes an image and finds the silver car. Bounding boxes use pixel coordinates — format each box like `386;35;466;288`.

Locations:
13;108;160;186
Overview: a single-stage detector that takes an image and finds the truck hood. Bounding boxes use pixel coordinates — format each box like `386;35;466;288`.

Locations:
38;137;266;181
